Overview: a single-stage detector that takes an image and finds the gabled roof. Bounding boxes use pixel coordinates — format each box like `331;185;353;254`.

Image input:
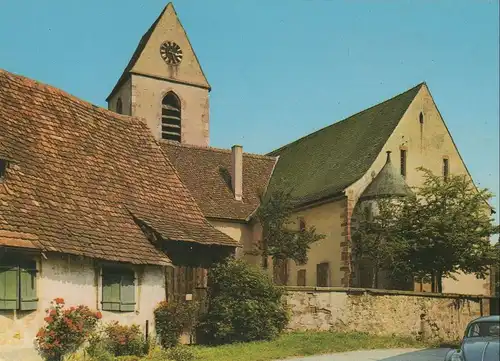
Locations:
106;2;210;102
162;142;277;221
266;83;424;206
359;151;413;201
0;69;236;266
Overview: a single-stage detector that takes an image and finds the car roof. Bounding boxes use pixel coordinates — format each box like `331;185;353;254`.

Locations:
469;315;500;324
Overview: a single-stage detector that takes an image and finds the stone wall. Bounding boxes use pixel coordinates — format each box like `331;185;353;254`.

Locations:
285;287;494;343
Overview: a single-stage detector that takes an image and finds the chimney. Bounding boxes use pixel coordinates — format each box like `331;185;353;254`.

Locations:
231;145;243;201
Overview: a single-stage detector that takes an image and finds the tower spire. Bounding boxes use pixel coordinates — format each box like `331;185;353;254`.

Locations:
106;2;211;146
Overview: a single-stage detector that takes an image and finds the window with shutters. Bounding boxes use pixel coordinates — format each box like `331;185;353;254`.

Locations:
101;267;136;312
161;92;181;142
297;269;306;286
316;262;329;287
0;258;38;311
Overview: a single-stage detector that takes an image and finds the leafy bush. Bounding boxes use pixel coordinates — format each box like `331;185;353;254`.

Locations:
35;298;101;361
87;350;114;361
85;331;109;360
140;348;174;361
104;322;148;356
114;356;141;361
154;300;199;348
86;322;148;358
164;346;195;361
197;259;289;344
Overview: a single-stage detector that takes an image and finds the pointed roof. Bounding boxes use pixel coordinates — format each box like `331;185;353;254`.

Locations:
0;68;236;265
266;83;424;206
106;2;210;102
359;151;413;201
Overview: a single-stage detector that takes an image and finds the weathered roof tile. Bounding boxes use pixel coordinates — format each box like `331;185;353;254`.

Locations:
162;142;277;221
0;69;237;266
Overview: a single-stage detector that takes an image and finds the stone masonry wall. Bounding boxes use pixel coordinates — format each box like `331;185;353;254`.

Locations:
285;287;492;343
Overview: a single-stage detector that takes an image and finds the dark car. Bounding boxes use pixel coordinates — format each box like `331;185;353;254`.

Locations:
445;315;500;361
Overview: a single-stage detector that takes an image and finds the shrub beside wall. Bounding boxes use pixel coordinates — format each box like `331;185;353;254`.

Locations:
197;259;289;344
154;300;199;348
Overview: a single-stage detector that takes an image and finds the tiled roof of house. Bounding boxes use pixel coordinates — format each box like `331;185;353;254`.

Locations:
0;69;237;266
161;142;277;221
266;83;424;206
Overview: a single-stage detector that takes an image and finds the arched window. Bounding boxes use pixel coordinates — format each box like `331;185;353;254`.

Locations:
419;112;424;124
116;98;123;115
161;92;181;142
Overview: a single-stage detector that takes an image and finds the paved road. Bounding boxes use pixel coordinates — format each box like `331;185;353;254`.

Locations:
0;347;450;361
280;348;450;361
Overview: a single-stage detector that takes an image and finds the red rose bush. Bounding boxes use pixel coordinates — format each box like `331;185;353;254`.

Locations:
35;298;102;361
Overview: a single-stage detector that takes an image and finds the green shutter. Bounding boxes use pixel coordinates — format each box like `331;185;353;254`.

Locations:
102;271;121;311
0;265;19;310
19;261;38;311
120;271;135;312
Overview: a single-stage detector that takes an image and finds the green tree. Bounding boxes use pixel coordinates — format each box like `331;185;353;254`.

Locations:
256;190;325;282
352;199;410;289
395;168;499;292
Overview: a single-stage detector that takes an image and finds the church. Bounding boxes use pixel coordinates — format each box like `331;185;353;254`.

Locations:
0;1;494;355
105;3;492;294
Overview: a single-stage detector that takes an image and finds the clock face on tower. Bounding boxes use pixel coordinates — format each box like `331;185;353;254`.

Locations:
160;41;183;65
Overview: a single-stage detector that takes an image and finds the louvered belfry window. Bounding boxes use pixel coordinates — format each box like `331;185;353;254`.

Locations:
161;92;181;142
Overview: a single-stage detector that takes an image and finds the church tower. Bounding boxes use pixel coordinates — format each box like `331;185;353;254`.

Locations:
106;2;211;146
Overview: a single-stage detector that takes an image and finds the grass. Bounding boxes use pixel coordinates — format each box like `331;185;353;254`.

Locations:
190;331;434;361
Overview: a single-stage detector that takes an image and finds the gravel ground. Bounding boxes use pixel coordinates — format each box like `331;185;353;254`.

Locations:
279;348;450;361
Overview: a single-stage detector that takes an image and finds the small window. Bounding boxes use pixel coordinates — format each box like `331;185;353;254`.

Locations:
419;112;424;124
297;269;306;286
400;149;407;178
443;158;449;181
273;259;288;286
364;205;373;222
316;262;329;287
299;218;306;232
101;267;136;312
0;159;7;181
0;258;38;311
116;98;123;115
161;92;181;142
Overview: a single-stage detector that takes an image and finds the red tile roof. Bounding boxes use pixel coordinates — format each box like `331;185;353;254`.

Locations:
0;69;237;266
162;142;277;221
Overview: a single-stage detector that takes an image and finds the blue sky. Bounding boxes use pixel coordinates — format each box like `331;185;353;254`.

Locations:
1;0;499;221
